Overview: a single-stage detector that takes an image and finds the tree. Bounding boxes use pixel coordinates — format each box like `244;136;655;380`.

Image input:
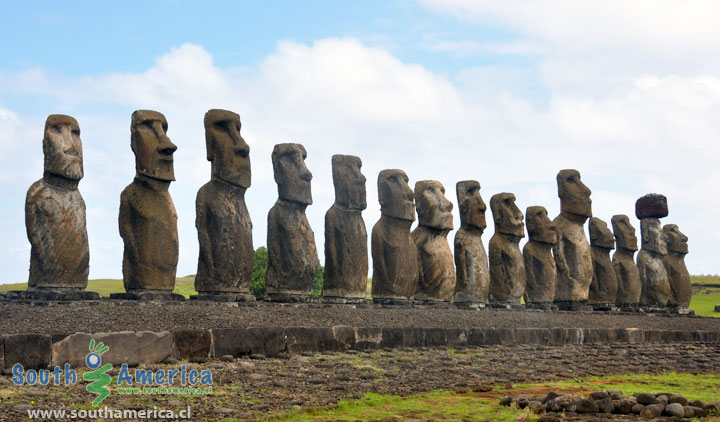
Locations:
251;246;324;299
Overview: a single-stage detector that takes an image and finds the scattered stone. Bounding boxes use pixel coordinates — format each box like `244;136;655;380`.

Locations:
596;398;614;413
575;398;599;414
614;399;634;414
588;391;610;401
538;414;561;422
665;402;684;417
219;355;234;362
213;407;235;415
639;403;664;419
250;354;266;360
163;356;178;365
636;393;659;405
13;404;33;412
500;396;513;406
631;403;644;414
248;373;266;382
529;401;545;414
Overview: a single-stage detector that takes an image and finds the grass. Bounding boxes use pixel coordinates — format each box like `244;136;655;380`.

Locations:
692;276;720;286
691;286;720;317
264;372;720;421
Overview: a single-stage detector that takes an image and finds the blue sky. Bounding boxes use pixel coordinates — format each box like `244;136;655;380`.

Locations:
1;1;719;283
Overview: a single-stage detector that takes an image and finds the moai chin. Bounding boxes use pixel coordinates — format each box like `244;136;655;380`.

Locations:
412;180;456;302
635;194;672;307
266;143;319;299
488;193;526;304
453;180;490;304
552;169;593;304
523;206;557;304
588;217;618;306
663;224;691;308
322;155;368;300
611;215;641;306
194;109;254;297
371;169;420;301
25;114;89;290
118;110;179;293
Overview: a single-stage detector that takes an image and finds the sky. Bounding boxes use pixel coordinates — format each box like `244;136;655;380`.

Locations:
1;0;719;284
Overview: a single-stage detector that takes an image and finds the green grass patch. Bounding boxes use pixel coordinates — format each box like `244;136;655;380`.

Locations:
692;275;720;286
0;276;198;298
691;287;720;317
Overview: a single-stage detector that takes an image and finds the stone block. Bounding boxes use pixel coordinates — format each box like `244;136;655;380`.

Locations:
52;331;172;367
423;328;447;347
514;328;550;345
445;328;468;347
5;334;51;370
625;328;645;343
466;328;486;346
354;327;382;350
172;329;211;360
285;327;339;354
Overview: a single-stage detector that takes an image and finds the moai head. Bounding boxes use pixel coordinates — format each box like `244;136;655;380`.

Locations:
589;217;615;250
526;206;556;244
663;224;688;255
378;169;415;221
456;180;486;231
43;114;83;181
611;215;638;251
332;155;366;210
414;180;453;230
490;193;524;238
557;169;592;222
640;218;667;255
272;143;313;205
131;110;177;181
204;109;250;188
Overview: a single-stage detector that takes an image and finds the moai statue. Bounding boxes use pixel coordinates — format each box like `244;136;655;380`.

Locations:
371;169;420;302
588;217;618;306
22;115;98;300
636;194;672;307
553;169;593;306
116;110;181;300
266;143;319;300
194;109;254;301
663;224;691;308
611;215;641;306
323;155;368;301
523;206;557;305
453;181;490;304
412;180;455;302
488;193;525;305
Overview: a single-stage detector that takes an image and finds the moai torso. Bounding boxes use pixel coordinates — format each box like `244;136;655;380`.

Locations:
552;169;593;303
412;180;455;301
611;215;641;306
195;180;253;292
488;193;525;304
453;180;489;303
26;115;89;289
266;143;319;296
323;155;368;298
195;109;253;293
371;169;420;300
588;217;618;305
636;194;671;307
663;224;691;307
523;206;557;303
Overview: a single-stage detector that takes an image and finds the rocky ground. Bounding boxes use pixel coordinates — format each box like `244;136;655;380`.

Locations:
0;301;719;335
1;342;719;421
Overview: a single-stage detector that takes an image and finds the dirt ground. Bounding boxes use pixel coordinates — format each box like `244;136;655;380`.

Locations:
1;342;719;421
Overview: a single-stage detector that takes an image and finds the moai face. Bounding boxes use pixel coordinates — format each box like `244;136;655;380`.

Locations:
131;110;177;181
641;218;668;255
205;109;250;188
43;114;83;181
490;193;524;238
663;224;689;254
611;215;638;251
526;206;556;244
589;217;615;249
456;180;486;231
272;143;312;205
557;169;592;221
415;180;453;230
332;155;366;210
378;169;415;221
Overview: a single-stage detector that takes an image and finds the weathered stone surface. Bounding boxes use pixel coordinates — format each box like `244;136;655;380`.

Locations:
665;402;684;417
588;217;618;304
576;398;599;414
26;115;89;290
195;109;253;293
4;334;51;369
663;224;691;307
267;143;319;298
638;218;671;306
323;155;368;299
371;169;420;300
523;206;557;303
172;329;212;360
51;331;172;367
453;180;490;303
120;110;178;291
553;169;593;303
412;180;455;301
489;193;525;304
635;193;668;219
611;215;642;306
